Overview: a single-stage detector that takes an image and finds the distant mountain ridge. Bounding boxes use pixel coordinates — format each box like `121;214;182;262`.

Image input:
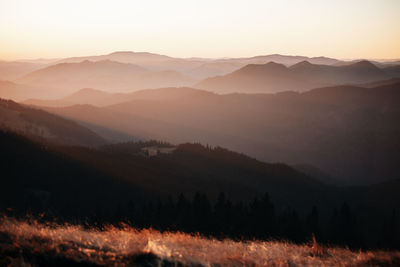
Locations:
196;60;392;93
54;52;343;79
1;51;399;101
221;54;340;66
57;51;174;64
17;60;197;94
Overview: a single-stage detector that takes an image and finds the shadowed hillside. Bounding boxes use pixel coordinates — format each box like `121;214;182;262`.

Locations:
34;81;400;185
0;98;106;146
0;129;327;219
1;131;399;249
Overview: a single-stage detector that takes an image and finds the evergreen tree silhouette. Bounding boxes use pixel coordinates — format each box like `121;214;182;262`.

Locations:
213;192;227;235
328;202;361;247
390;209;399;248
176;193;191;231
192;192;212;233
306;206;321;240
260;192;276;237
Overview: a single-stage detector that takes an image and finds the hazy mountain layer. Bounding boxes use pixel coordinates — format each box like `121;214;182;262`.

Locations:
0;80;64;101
17;60;197;94
196;60;392;93
33;81;400;185
2;52;399;101
0;61;46;80
56;51;342;76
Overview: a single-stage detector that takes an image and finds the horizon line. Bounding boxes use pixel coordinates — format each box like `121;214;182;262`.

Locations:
2;50;400;63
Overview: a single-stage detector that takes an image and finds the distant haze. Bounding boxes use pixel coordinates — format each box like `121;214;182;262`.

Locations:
1;0;399;60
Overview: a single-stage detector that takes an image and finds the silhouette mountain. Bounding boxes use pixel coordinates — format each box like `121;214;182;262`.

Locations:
291;60;391;84
196;60;392;93
226;54;340;66
196;62;314;93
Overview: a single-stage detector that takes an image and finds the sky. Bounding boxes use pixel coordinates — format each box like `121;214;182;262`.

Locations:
0;0;399;60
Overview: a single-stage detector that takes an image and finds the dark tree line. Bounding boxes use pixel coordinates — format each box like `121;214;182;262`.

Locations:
3;190;399;250
76;192;398;250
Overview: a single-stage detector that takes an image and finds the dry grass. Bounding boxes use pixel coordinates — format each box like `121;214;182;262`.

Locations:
0;217;399;266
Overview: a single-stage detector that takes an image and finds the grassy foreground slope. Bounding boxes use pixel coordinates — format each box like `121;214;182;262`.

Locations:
0;218;399;267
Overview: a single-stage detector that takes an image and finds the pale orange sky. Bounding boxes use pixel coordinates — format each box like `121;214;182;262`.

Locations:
0;0;399;61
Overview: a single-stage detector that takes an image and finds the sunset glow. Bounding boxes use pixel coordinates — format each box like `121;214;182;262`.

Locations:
1;0;399;60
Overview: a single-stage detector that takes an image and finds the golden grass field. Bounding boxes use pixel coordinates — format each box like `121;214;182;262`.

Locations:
0;217;399;267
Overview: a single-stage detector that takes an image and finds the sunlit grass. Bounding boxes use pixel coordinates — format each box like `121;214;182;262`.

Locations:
0;217;399;266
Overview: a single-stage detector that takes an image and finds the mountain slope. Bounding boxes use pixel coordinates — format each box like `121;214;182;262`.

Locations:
18;60;147;93
0;80;38;101
24;87;214;107
196;62;315;93
18;60;197;93
0;130;146;216
0;98;106;146
196;60;392;93
0;129;327;212
290;60;391;84
2;129;399;215
24;88;114;107
38;82;400;185
222;54;340;66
